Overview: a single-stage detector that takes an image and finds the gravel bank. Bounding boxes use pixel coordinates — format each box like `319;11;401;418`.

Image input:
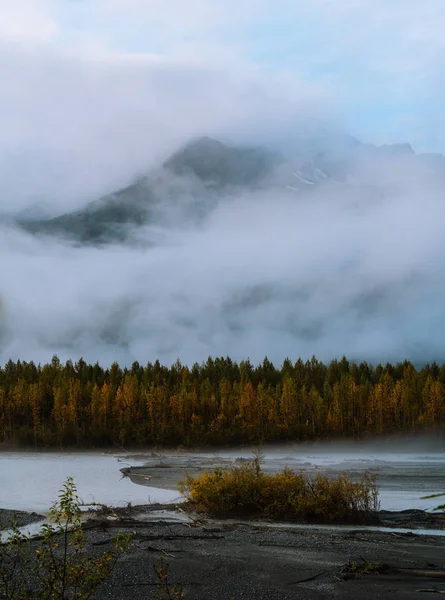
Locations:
2;504;444;599
89;510;445;599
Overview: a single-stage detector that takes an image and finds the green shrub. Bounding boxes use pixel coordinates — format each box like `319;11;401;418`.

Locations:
180;456;379;523
0;477;132;599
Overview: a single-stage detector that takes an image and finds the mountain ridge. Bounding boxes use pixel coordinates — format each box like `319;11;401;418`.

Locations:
17;135;445;245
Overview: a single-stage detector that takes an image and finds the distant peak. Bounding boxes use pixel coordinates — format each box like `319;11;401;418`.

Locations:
193;136;226;147
178;136;227;153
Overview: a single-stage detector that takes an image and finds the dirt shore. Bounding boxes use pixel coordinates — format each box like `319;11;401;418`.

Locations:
2;504;444;599
90;506;445;599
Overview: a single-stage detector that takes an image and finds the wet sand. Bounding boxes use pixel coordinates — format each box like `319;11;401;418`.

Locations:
3;504;444;599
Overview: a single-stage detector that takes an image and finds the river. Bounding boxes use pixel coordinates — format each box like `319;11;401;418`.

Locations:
0;442;443;514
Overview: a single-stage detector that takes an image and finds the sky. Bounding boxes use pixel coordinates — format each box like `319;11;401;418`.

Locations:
1;0;444;212
2;1;445;368
0;0;445;151
2;1;445;151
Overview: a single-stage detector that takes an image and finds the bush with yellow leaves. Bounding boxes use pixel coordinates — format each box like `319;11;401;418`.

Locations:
180;454;379;523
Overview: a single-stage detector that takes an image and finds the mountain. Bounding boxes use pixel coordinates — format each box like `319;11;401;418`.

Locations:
164;136;282;186
17;135;445;244
19;137;283;244
20;180;153;244
292;140;445;188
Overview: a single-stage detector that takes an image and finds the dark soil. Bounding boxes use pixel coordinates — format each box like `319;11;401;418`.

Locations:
2;505;445;599
380;509;445;530
92;512;445;599
80;504;445;599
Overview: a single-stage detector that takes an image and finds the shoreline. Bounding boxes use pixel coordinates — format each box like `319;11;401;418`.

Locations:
2;503;444;533
2;503;444;600
1;430;443;453
2;502;444;599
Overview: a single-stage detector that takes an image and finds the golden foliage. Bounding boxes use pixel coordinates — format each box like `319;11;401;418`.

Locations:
0;356;444;446
180;456;379;523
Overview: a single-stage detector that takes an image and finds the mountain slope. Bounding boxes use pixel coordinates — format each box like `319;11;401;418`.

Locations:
17;135;445;245
165;136;282;186
19;137;283;244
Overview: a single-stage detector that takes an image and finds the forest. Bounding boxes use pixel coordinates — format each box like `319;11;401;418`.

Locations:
0;355;444;447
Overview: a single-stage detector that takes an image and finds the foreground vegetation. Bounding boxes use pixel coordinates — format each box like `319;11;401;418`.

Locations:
181;454;380;522
0;478;132;599
0;479;188;599
0;355;444;447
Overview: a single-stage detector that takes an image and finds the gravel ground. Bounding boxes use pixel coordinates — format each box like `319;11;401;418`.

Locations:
2;505;444;599
92;516;445;600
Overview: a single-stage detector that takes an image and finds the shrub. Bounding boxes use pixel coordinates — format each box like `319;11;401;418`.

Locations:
0;516;34;599
180;456;379;523
0;477;132;599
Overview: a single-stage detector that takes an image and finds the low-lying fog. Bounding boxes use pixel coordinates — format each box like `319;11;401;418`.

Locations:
2;145;445;367
2;42;445;369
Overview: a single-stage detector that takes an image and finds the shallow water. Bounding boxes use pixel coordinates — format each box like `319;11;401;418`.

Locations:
0;446;443;514
249;520;445;537
0;451;181;513
161;446;445;511
216;448;445;511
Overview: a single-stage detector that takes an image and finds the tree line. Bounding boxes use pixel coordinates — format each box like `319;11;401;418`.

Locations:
0;355;444;447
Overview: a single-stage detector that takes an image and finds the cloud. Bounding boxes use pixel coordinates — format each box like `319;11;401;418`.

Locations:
0;41;336;215
2;0;445;152
1;0;445;368
0;1;58;43
2;145;445;368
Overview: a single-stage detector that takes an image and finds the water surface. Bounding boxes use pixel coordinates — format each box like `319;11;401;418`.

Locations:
0;446;443;514
0;451;180;513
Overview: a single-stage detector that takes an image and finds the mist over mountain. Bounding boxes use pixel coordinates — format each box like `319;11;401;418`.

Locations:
18;137;284;244
2;131;445;368
16;135;445;246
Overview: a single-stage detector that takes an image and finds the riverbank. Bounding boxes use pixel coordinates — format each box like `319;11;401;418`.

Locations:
50;506;445;599
2;503;444;533
2;503;445;599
